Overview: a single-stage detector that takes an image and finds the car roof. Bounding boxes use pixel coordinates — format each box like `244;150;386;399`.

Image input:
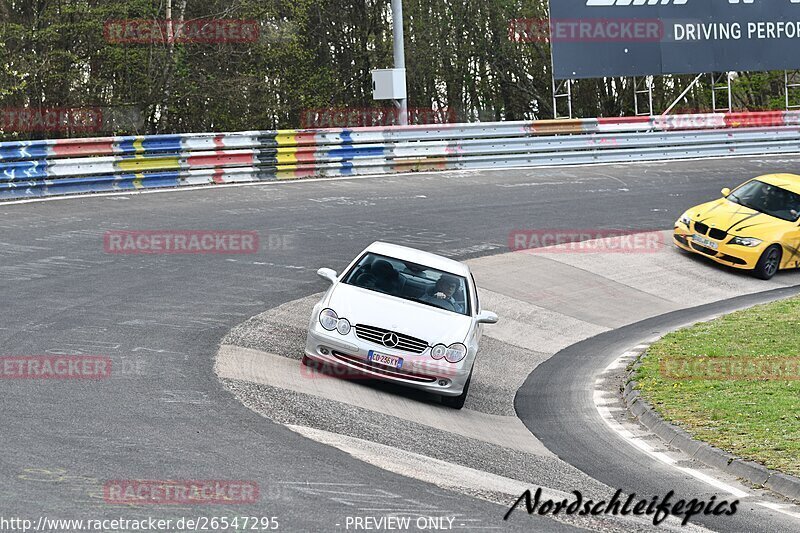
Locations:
754;173;800;194
364;242;470;277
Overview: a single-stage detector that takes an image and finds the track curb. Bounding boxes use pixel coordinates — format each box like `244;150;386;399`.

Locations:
622;345;800;503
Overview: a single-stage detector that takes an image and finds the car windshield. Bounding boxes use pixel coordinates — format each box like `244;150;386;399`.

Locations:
727;180;800;222
342;252;471;316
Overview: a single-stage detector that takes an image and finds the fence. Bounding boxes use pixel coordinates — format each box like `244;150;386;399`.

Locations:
2;111;800;201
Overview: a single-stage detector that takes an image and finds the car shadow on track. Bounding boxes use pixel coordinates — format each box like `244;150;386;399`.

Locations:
675;245;798;282
300;357;451;407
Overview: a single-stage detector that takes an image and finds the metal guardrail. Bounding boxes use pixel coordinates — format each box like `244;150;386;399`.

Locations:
2;111;800;201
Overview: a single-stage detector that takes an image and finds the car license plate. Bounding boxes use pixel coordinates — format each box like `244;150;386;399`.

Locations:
692;234;718;250
368;350;403;369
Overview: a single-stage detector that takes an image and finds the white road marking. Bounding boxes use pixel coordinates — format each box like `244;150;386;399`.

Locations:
756;502;800;519
278;482;367;485
287;425;713;532
595;347;800;523
159;390;211;404
437;243;503;258
595;386;749;499
494;178;611;188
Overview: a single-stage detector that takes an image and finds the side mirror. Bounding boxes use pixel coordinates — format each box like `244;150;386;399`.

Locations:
317;268;338;284
721;187;731;197
476;310;499;325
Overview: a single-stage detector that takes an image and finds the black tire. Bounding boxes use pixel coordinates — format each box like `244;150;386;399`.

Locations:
753;245;782;280
441;374;471;410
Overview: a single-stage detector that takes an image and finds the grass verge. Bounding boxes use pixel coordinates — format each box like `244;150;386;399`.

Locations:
634;296;800;477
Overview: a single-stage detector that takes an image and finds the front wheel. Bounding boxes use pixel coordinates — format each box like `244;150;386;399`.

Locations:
753;245;782;280
441;374;471;410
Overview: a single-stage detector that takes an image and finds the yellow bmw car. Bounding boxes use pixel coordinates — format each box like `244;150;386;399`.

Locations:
674;173;800;280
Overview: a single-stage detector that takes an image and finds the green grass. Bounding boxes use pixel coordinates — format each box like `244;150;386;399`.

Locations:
634;296;800;477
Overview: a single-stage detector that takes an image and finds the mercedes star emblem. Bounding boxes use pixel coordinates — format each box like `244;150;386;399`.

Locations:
382;332;399;348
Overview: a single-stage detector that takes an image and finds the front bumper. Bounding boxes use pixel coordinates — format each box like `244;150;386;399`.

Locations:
304;328;471;396
673;225;764;270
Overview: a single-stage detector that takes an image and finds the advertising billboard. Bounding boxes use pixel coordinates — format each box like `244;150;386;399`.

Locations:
548;0;800;79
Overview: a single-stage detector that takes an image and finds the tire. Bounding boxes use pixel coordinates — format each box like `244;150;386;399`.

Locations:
753;245;782;280
441;374;471;410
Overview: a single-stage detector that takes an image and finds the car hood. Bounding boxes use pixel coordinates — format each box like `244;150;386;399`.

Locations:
687;199;790;235
327;283;473;345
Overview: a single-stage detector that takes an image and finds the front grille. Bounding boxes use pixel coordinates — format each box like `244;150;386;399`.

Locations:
708;228;728;241
694;221;709;235
355;324;428;354
332;351;437;383
690;242;718;256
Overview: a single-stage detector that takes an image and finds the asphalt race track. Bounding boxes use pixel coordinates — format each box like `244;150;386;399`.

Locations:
518;286;800;533
2;155;800;532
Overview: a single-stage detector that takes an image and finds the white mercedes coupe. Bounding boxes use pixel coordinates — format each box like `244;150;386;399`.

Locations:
303;241;499;409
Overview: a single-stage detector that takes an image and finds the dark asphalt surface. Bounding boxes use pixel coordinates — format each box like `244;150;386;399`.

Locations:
517;285;800;533
1;155;799;531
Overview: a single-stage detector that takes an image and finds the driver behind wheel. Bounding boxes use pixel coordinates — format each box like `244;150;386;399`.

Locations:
762;184;786;212
421;275;460;311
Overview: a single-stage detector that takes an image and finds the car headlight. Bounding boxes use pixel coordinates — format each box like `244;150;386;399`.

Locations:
444;343;467;363
430;344;447;360
319;308;338;330
678;212;692;227
336;318;351;335
728;237;763;247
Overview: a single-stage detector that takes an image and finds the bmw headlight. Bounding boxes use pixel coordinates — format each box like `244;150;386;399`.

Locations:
444;343;468;363
336;318;351;335
319;308;338;330
729;237;763;247
678;212;692;227
430;344;447;360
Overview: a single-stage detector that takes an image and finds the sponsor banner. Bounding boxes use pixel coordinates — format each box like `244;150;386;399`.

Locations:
509;229;665;253
549;0;800;79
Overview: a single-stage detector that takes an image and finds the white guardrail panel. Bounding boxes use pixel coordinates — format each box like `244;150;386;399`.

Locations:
2;111;800;200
